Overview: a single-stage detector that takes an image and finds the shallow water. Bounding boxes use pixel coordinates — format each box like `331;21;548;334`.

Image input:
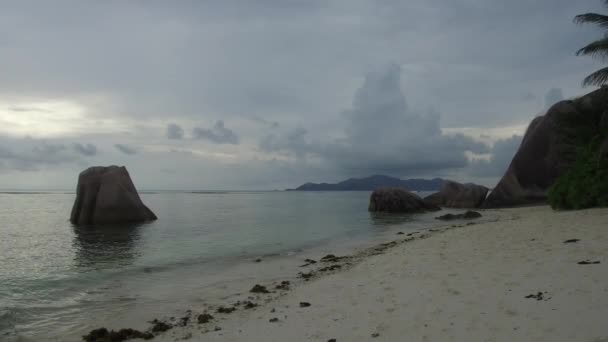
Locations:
0;190;456;340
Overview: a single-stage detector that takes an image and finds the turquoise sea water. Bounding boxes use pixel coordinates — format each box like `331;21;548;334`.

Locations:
0;190;449;341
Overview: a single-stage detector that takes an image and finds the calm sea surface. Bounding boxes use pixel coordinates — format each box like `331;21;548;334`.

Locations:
0;190;453;341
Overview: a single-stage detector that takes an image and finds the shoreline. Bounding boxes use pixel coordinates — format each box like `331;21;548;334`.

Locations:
73;207;514;342
142;205;608;342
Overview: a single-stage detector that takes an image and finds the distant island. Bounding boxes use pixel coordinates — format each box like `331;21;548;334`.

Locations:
288;175;445;192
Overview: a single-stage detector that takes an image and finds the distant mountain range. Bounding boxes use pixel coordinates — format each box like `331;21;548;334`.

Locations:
288;175;445;192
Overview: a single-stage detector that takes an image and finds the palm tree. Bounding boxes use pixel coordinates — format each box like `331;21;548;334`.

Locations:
575;0;608;86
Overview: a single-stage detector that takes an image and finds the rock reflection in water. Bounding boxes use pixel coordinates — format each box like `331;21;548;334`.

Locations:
71;223;145;269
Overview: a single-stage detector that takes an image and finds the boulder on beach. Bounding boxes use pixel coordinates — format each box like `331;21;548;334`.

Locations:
483;87;608;208
424;180;489;208
368;188;440;213
70;166;157;225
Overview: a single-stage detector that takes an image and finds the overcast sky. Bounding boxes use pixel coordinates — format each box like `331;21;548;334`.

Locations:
0;0;603;190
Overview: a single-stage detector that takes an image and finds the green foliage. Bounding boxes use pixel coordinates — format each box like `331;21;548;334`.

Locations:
575;3;608;86
549;136;608;210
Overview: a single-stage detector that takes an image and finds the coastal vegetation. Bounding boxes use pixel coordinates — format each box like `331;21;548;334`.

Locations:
549;135;608;209
547;5;608;210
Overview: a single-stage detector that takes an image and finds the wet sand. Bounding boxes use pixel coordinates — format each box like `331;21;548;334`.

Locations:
153;206;608;342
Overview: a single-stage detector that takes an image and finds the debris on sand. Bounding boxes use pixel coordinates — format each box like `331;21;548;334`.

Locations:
150;321;172;333
320;254;346;262
300;258;317;267
197;313;214;324
82;328;154;342
250;284;270;293
319;265;342;272
243;301;258;309
299;302;311;308
524;292;548;301
578;260;600;265
275;281;291;290
564;239;580;244
298;271;314;280
216;306;236;314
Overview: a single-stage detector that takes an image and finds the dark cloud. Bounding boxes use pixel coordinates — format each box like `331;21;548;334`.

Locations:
114;144;137;155
260;64;488;176
545;88;564;108
166;123;184;140
193;120;239;144
0;139;78;172
73;143;97;156
0;0;603;189
470;135;523;177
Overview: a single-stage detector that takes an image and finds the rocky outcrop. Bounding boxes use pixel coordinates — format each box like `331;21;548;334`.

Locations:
424;180;489;208
70;166;157;225
368;188;440;213
483;87;608;208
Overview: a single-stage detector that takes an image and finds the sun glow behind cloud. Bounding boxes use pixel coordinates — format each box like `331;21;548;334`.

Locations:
0;99;123;138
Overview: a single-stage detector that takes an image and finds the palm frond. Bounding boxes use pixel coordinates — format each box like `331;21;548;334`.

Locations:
582;66;608;87
574;13;608;28
577;36;608;59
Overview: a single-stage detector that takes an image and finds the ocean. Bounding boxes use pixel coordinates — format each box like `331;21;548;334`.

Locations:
0;190;455;341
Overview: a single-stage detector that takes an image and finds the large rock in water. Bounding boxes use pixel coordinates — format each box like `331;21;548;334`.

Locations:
483;87;608;208
424;180;489;208
70;166;157;225
368;188;440;213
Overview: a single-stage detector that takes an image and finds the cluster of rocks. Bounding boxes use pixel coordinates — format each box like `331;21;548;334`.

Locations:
368;180;489;214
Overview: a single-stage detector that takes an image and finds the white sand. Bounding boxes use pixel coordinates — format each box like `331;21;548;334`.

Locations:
158;206;608;342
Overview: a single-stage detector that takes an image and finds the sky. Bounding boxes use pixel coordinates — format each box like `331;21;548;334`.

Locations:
0;0;604;190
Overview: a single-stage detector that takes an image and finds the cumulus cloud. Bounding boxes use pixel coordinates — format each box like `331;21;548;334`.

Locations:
260;64;488;176
545;88;564;108
193;120;239;144
73;143;97;156
166;123;184;140
114;144;137;155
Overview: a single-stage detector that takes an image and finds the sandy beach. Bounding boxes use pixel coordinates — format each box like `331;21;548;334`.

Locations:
151;206;608;342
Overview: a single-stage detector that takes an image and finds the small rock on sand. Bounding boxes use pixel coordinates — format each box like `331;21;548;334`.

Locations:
269;317;279;323
299;302;311;308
